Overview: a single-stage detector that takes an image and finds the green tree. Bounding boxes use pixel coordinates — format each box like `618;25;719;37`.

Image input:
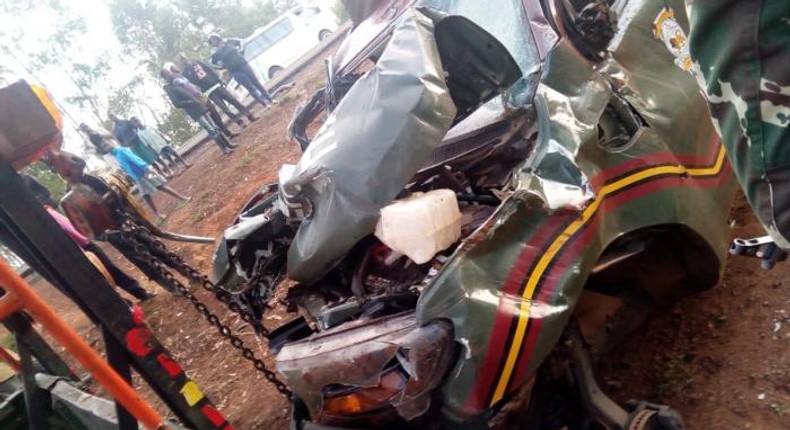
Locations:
109;0;295;75
0;0;108;126
21;162;68;203
63;58;113;122
332;0;350;25
159;107;199;146
108;0;296;141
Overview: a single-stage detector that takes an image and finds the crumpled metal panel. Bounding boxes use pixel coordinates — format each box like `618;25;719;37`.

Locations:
523;0;560;59
276;313;454;421
517;139;595;210
212;188;284;283
514;41;611;210
417;0;736;420
280;9;457;283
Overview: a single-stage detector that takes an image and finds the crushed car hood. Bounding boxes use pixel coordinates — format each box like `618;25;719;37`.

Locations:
279;7;521;284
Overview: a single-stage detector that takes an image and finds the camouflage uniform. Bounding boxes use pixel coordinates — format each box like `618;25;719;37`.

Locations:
686;0;790;248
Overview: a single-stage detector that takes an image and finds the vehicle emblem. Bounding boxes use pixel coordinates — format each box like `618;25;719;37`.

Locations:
653;7;692;72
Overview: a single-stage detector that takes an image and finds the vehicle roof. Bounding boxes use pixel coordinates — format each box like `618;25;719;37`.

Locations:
244;4;326;41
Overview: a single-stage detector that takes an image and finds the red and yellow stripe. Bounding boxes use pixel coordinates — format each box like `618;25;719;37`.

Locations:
462;139;731;411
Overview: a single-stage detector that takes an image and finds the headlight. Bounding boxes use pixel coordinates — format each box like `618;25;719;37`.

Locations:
322;367;407;416
276;312;455;427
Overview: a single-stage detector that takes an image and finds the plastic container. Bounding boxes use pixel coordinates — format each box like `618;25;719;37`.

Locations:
374;189;462;264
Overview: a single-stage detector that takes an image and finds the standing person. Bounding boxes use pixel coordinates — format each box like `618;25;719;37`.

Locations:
108;112;174;178
80;123;191;218
686;1;790;258
176;53;258;127
159;68;237;154
130;117;192;173
208;33;276;108
164;64;240;139
20;174;157;301
44;150;179;293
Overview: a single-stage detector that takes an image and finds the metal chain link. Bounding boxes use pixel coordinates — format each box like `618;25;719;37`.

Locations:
127;219;269;335
118;217;293;399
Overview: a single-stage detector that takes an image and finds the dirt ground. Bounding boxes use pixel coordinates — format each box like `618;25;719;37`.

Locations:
600;195;790;429
25;53;790;430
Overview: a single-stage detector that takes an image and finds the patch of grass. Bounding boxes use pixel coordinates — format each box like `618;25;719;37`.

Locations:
770;403;787;417
191;211;207;224
0;332;16;352
277;93;296;104
654;352;695;401
240;155;251;167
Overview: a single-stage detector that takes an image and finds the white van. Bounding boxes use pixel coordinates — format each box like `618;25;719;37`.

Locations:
242;5;339;82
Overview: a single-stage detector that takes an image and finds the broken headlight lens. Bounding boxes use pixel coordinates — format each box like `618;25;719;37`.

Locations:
277;313;456;425
322;367;407;416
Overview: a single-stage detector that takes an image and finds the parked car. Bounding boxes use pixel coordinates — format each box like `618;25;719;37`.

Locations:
214;0;736;429
224;3;339;102
224;4;338;101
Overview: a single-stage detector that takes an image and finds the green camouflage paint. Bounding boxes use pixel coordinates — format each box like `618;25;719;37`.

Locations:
687;0;790;247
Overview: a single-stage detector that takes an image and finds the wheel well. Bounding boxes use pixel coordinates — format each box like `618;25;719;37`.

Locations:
585;224;721;309
268;65;283;78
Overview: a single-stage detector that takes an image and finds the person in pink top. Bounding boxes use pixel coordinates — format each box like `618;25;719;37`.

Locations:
46;206;91;247
21;174;156;302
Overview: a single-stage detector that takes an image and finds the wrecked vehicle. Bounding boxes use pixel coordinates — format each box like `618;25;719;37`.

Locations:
214;0;737;428
287;0;416;150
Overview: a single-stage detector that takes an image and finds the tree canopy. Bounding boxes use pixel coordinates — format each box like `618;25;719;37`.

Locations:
2;0;303;147
107;0;297;142
109;0;297;75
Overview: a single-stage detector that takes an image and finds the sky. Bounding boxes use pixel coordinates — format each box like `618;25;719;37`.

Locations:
0;0;320;161
0;0;135;156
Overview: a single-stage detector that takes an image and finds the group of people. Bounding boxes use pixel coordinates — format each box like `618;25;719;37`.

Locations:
158;34;277;154
21;173;158;302
39;33;282;301
74;32;279;218
79;120;191;219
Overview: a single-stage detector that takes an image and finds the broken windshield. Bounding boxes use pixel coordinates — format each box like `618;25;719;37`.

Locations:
419;0;540;131
418;0;539;74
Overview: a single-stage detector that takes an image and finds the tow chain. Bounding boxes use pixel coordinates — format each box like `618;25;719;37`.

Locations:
118;216;293;400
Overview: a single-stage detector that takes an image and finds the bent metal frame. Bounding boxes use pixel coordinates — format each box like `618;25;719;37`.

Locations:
0;162;233;429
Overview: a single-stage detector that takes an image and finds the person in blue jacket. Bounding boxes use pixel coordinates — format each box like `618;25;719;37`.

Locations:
79;123;190;218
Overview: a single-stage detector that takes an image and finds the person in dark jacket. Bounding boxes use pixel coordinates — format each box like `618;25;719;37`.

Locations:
79;123;190;217
108;112;173;178
159;68;237;154
208;34;276;107
161;64;241;141
176;53;257;127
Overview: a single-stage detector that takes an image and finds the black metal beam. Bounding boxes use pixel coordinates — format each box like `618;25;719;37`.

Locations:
3;312;76;380
0;163;230;430
14;326;51;430
102;327;138;430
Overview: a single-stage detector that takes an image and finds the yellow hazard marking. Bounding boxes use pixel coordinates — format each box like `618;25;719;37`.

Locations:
180;381;205;406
